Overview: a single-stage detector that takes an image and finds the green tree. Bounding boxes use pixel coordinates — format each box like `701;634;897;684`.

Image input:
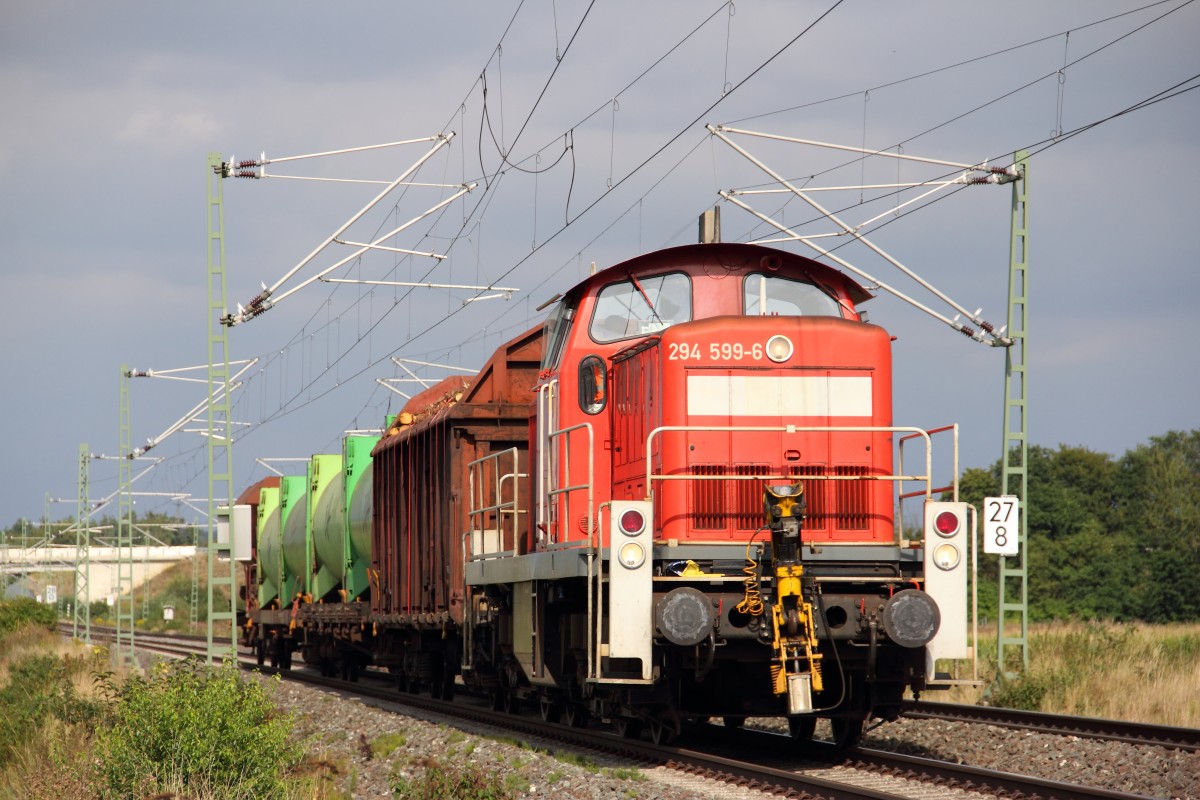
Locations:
958;432;1199;623
1115;430;1200;621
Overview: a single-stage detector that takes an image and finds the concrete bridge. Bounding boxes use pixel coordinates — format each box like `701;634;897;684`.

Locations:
1;545;199;604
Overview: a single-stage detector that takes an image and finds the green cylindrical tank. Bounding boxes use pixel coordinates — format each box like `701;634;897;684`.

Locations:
310;454;345;600
347;464;372;564
256;486;282;608
280;474;309;601
344;435;379;600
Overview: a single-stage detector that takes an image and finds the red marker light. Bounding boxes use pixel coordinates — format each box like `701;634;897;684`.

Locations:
619;508;646;536
934;510;960;536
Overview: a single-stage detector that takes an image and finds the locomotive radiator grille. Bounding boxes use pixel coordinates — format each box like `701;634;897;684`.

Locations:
734;464;772;530
688;463;872;534
831;465;870;530
692;464;727;529
789;464;827;531
790;464;871;532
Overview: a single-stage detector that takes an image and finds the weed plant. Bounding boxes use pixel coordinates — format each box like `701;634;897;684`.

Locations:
393;757;513;800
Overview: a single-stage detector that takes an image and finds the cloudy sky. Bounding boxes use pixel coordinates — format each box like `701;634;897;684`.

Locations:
2;0;1196;529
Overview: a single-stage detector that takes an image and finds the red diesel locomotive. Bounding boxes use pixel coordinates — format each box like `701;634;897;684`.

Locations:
240;241;972;747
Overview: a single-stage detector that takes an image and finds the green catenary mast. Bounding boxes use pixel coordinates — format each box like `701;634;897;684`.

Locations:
116;366;135;665
206;152;236;664
998;151;1030;677
74;444;91;643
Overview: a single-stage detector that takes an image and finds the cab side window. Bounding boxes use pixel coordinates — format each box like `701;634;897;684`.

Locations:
744;273;843;317
540;299;576;371
589;272;692;344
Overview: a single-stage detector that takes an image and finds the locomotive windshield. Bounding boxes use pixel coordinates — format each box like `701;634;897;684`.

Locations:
589;271;692;344
744;272;844;317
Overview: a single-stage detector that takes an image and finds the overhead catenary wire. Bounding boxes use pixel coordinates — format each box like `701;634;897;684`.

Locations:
117;0;1193;508
248;1;1196;450
725;0;1193;126
223;0;851;449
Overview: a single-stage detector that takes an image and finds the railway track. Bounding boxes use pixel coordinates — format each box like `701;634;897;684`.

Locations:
257;665;1159;800
901;698;1200;752
63;626;1182;798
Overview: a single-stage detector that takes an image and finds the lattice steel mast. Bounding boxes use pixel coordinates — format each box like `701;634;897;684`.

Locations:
998;151;1030;677
206;152;236;664
73;444;91;642
115;366;136;665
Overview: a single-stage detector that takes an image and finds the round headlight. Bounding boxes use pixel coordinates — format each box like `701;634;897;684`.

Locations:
619;508;646;536
617;541;646;569
766;335;793;363
932;543;960;570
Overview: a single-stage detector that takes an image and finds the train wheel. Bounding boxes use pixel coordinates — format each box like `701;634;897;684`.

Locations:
722;716;745;730
538;696;562;723
788;716;817;741
428;661;455;701
649;709;680;746
613;717;643;739
830;717;863;748
562;702;589;729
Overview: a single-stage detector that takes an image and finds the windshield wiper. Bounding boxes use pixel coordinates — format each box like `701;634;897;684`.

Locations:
627;273;662;324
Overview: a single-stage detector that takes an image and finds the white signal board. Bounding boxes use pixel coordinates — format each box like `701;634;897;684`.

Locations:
983;496;1020;556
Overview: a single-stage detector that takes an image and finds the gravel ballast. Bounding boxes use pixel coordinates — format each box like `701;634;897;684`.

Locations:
256;674;1199;799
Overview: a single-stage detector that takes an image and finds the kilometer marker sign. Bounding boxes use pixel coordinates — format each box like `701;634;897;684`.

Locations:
983;496;1020;556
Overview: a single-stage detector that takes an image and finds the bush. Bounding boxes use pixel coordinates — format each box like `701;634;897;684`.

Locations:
0;652;104;767
0;598;56;635
93;658;302;800
988;673;1051;711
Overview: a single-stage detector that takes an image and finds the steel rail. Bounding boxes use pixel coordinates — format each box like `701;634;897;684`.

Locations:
902;699;1200;752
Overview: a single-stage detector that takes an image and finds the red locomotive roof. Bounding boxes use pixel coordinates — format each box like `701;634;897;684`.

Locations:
571;243;873;307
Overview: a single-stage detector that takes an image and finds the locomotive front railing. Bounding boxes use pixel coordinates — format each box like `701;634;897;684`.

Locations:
644;424;947;542
898;424;960;501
